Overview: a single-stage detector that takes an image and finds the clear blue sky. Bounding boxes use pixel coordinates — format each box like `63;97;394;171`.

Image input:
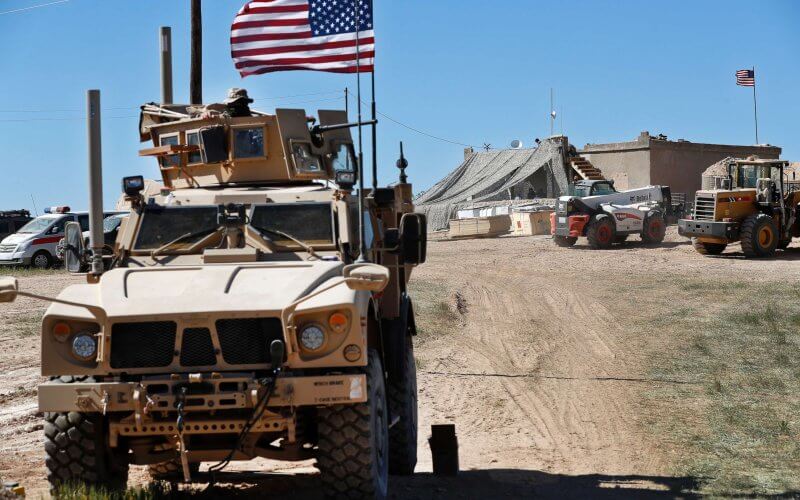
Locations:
0;0;797;211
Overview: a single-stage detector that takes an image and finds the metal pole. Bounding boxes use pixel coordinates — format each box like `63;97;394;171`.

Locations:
370;71;377;191
550;88;554;137
344;88;351;171
160;26;173;104
190;0;202;105
752;66;759;144
355;0;368;263
87;90;104;276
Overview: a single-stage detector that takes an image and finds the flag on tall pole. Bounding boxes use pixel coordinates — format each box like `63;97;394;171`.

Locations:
230;0;374;76
736;67;758;144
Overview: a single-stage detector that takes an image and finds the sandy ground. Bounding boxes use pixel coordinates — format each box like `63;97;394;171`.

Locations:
2;228;799;498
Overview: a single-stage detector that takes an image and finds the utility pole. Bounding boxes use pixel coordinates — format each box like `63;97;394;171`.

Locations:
160;27;173;104
190;0;202;105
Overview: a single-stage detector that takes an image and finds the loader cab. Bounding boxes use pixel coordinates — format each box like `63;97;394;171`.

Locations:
727;159;788;206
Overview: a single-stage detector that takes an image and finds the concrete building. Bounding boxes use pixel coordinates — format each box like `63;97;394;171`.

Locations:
579;131;781;198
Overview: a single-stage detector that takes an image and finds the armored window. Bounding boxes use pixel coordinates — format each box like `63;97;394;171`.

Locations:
332;142;356;173
186;131;203;164
233;127;265;159
134;206;219;250
160;134;180;168
250;203;334;247
291;142;322;174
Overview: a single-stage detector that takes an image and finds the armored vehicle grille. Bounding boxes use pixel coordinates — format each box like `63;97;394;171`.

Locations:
216;318;283;365
693;195;716;221
110;321;177;369
180;328;216;367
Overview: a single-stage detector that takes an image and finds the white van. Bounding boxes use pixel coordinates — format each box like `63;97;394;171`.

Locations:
0;208;119;269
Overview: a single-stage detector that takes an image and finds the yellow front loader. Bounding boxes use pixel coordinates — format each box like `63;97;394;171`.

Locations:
679;158;800;258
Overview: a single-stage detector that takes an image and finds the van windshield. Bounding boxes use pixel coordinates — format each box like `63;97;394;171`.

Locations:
17;216;59;233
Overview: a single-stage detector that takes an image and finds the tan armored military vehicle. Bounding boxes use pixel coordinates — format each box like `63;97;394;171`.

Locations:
0;92;426;499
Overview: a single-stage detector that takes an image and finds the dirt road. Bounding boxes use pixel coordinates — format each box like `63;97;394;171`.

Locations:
3;229;798;498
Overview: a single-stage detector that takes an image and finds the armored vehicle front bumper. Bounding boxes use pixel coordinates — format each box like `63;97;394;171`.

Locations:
678;219;739;240
39;373;366;444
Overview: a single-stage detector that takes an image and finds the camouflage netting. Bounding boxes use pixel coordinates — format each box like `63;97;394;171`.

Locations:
414;137;570;231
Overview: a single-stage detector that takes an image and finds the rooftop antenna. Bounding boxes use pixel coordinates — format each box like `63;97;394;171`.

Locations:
354;0;368;263
396;141;408;183
483;143;491;151
29;194;39;216
549;88;557;137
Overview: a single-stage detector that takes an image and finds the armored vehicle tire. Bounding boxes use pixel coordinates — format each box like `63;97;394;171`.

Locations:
317;349;388;499
553;235;577;247
388;335;418;476
586;216;615;249
740;214;778;258
44;376;129;492
32;250;53;269
692;238;726;256
614;235;629;244
148;459;201;481
641;213;666;244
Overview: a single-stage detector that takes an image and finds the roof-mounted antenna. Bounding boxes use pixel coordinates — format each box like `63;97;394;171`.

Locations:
396;142;408;184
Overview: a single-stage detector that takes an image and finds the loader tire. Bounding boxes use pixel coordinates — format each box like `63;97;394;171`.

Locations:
692;238;726;256
387;336;417;476
740;214;778;258
553;235;577;247
317;349;388;499
44;376;129;492
148;459;200;481
641;212;666;244
586;216;614;249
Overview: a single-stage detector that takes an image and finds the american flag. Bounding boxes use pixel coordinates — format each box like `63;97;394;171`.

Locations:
231;0;374;77
736;69;755;87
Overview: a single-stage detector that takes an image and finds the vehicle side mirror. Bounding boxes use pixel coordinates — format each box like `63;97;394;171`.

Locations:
64;222;85;274
343;263;390;292
0;276;18;303
398;213;427;265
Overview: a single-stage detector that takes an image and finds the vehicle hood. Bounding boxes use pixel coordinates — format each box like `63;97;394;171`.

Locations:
1;232;35;245
50;261;350;320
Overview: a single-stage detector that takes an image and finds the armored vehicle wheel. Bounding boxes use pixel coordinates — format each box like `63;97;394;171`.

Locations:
388;335;417;475
586;216;614;249
148;459;200;481
317;349;388;500
44;376;129;492
741;214;778;258
614;234;628;244
641;212;666;244
553;235;577;247
692;238;726;256
32;250;53;269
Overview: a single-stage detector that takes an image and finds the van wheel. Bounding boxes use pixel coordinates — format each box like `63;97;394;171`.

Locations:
641;212;666;244
388;336;418;475
692;238;726;256
32;250;52;269
317;349;388;499
586;216;614;249
740;214;778;258
44;376;129;492
553;235;577;247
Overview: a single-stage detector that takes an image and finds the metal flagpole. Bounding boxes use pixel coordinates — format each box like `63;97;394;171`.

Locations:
370;68;377;191
354;0;368;263
752;66;759;144
344;87;350;170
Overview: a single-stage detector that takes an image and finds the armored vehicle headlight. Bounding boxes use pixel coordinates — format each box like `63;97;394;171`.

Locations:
299;324;326;351
71;333;97;361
